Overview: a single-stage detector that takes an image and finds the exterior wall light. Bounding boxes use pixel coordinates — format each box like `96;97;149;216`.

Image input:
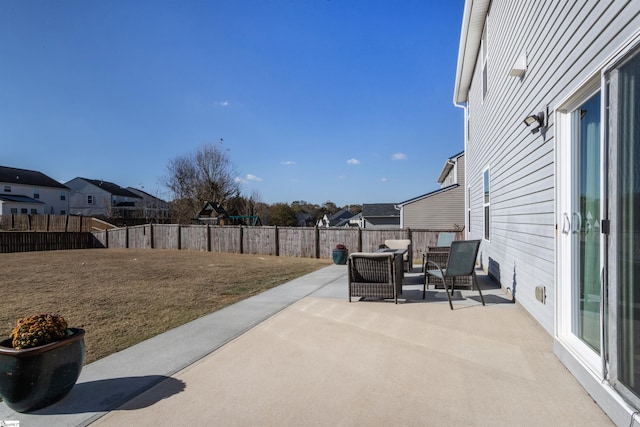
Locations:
523;112;546;134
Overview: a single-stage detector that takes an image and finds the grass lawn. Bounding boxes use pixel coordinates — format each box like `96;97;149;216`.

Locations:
1;248;331;364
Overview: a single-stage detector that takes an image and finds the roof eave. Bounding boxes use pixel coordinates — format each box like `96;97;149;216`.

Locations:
453;0;491;105
437;162;454;184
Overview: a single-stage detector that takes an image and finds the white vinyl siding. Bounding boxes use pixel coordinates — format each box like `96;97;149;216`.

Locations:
464;1;640;333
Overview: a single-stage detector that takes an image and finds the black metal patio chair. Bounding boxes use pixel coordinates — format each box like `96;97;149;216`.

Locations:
423;239;485;310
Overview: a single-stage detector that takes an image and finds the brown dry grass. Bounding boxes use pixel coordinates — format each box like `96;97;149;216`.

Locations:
1;248;331;364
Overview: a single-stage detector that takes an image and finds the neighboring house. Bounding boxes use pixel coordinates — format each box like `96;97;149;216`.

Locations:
0;166;69;215
126;187;170;221
316;209;353;228
66;178;142;219
296;212;314;227
333;212;363;228
346;212;363;228
398;152;465;230
361;204;400;229
197;201;228;224
454;1;640;423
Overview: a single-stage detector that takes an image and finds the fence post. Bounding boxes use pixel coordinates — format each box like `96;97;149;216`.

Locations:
46;214;50;232
406;227;412;264
105;229;109;248
314;226;320;258
125;226;129;249
357;227;363;252
177;225;182;250
150;224;154;249
239;226;244;254
274;226;279;256
207;224;211;252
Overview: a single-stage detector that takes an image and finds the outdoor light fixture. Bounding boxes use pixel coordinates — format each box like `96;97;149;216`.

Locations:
523;111;546;134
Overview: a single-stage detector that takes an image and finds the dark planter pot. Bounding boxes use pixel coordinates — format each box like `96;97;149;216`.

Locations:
0;328;85;413
332;249;349;265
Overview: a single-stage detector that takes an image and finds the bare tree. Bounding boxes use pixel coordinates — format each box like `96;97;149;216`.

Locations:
164;143;240;223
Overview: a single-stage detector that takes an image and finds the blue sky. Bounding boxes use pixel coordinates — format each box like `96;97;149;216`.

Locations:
0;0;465;206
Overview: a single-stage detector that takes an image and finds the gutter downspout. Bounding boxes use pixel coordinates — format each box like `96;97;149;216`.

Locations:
454;100;468;239
394;204;403;229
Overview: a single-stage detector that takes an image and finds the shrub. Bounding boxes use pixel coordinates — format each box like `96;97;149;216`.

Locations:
9;314;68;349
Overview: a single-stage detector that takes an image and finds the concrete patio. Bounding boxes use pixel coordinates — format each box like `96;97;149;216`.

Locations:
0;264;614;426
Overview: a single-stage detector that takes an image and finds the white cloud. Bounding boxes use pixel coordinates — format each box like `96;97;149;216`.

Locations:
218;100;230;107
281;160;296;165
347;158;360;165
246;174;263;182
381;177;387;182
234;176;247;184
392;152;407;160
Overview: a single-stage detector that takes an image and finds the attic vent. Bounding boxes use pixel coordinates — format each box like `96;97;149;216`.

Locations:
509;52;527;77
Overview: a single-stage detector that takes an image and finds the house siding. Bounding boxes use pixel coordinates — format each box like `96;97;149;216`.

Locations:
0;183;69;215
403;186;465;230
67;178;114;217
402;155;466;230
464;1;640;336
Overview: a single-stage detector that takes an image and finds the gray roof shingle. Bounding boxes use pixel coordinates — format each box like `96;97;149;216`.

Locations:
0;166;68;189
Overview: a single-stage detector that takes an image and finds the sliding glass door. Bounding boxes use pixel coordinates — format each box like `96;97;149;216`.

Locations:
610;51;640;401
573;93;602;353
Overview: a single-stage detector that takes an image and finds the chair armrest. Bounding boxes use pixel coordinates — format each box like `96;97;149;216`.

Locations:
425;260;445;275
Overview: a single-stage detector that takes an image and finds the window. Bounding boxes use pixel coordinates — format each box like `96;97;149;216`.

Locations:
4;185;11;193
30;209;37;214
481;21;488;100
87;195;93;205
34;189;40;199
10;208;17;214
60;210;66;215
20;208;27;214
468;186;472;234
60;191;66;201
483;168;490;240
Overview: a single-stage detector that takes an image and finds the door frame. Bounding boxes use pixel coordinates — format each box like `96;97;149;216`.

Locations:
556;75;605;377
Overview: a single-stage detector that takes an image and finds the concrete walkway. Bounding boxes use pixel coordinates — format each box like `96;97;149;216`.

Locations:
0;265;614;426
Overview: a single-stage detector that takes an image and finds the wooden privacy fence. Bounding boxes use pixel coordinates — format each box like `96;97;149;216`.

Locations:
92;224;465;261
0;232;99;253
0;214;92;232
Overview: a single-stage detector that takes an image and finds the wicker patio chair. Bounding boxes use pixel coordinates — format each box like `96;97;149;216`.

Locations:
348;252;402;304
423;239;485;310
384;239;413;272
422;232;456;272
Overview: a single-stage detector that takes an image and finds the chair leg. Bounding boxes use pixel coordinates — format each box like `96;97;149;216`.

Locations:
473;271;485;306
441;277;454;310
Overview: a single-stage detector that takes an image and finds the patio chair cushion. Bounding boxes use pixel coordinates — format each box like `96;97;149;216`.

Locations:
383;239;412;271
